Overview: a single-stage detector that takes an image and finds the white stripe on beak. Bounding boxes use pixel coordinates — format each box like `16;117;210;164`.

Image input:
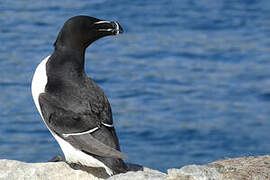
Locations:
115;22;120;35
94;21;121;34
98;28;113;32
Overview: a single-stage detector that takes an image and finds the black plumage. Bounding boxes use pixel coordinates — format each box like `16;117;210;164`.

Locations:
36;16;127;174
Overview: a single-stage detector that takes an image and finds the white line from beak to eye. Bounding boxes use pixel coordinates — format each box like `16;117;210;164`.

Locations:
94;21;111;25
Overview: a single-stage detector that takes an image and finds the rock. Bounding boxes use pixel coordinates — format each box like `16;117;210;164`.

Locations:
1;155;270;180
167;165;221;180
0;159;108;180
208;155;270;180
108;164;167;180
0;159;165;180
107;171;166;180
167;155;270;180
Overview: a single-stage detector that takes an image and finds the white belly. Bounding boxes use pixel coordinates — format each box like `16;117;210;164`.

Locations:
31;56;113;175
54;134;113;175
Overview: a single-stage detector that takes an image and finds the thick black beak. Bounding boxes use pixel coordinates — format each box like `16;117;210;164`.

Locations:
94;20;123;35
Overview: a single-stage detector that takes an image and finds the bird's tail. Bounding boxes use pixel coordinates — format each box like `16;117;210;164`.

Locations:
93;155;128;175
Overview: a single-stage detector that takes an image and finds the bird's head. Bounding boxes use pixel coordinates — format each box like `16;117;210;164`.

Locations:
54;16;123;51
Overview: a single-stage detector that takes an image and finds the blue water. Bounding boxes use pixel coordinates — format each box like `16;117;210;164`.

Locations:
1;0;270;172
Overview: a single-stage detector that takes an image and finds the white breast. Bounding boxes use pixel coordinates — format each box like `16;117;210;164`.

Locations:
31;56;113;175
31;56;50;115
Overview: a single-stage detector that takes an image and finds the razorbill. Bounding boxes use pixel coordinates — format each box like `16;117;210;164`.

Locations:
31;16;127;175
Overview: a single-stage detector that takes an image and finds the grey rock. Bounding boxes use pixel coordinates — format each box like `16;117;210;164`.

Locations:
0;159;107;180
2;155;270;180
108;164;167;180
107;171;167;180
166;155;270;180
208;155;270;180
0;159;166;180
167;165;221;180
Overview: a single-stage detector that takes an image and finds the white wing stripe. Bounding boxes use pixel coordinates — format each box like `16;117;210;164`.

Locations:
101;122;114;127
63;127;99;138
62;122;114;137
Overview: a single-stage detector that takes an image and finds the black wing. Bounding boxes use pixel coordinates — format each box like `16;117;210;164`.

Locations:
38;92;127;159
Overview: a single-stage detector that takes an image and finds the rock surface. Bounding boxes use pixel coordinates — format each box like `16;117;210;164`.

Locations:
107;171;166;180
0;159;106;180
167;155;270;180
167;165;221;180
1;155;270;180
208;155;270;180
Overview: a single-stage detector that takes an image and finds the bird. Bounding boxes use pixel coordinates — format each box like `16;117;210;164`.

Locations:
31;15;128;175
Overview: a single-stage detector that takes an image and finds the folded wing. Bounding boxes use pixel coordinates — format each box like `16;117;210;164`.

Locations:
38;93;127;159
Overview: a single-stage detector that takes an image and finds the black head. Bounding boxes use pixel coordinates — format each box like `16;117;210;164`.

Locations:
54;16;123;51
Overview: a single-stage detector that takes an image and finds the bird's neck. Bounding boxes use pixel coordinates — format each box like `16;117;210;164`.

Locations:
47;46;87;81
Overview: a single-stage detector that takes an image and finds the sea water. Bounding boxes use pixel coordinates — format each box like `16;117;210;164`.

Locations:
0;0;270;172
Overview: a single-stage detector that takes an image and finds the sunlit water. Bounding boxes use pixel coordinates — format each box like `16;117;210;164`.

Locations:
1;0;270;172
